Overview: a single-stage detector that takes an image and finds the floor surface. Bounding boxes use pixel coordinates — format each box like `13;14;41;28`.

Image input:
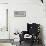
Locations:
0;43;13;46
19;41;43;46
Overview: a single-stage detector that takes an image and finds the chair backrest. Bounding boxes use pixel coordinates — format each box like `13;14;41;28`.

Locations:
27;23;40;35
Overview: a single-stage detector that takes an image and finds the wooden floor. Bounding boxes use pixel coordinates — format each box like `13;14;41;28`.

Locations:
19;41;43;46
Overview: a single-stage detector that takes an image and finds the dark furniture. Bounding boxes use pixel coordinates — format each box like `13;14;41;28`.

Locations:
19;23;41;46
41;0;43;3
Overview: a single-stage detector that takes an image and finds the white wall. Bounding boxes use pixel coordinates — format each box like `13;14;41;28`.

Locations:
0;0;46;46
0;0;8;3
8;0;46;45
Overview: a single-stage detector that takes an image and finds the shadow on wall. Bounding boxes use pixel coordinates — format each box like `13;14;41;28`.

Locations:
40;25;45;46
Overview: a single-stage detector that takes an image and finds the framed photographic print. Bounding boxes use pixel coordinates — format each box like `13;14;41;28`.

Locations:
14;11;26;17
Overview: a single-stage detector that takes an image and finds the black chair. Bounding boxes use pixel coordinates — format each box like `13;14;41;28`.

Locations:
19;23;40;46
